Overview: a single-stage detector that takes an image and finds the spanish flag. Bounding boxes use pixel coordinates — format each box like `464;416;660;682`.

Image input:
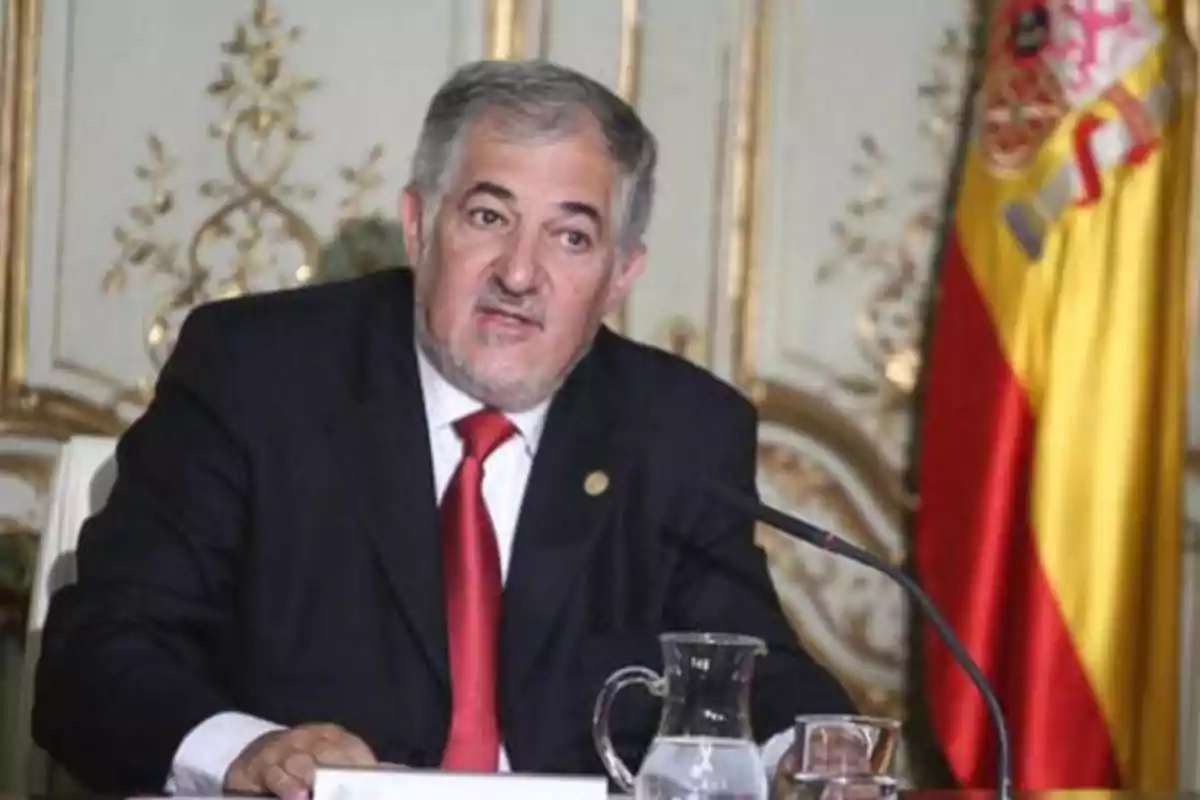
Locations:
912;0;1194;789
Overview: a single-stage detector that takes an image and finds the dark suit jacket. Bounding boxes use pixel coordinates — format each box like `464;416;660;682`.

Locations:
32;268;854;793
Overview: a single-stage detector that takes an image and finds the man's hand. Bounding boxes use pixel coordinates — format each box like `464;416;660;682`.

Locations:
223;723;378;800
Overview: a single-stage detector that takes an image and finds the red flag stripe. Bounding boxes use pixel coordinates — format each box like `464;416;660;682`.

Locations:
913;230;1119;788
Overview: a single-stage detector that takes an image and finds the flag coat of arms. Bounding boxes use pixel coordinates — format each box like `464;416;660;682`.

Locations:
912;0;1195;789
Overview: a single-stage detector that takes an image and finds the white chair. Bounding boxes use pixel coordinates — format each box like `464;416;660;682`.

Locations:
12;435;118;795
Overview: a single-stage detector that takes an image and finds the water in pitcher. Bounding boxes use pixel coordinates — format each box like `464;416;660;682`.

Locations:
634;735;768;800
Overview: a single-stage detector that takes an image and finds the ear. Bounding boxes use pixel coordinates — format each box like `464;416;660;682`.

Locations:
398;185;425;265
603;244;647;314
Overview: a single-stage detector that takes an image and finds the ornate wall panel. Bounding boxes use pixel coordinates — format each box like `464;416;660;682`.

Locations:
21;0;488;424
726;0;969;720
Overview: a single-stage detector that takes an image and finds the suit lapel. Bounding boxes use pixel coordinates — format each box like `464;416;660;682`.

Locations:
327;280;449;691
501;342;631;696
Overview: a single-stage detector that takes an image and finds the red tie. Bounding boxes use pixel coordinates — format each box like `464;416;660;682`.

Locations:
439;408;515;771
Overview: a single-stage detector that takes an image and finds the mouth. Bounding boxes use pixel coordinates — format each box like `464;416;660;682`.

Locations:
475;306;544;336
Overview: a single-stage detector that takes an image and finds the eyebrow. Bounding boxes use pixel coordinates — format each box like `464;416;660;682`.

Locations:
464;180;515;203
463;181;604;230
558;201;603;231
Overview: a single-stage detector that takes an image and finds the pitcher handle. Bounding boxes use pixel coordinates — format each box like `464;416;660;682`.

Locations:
592;665;666;793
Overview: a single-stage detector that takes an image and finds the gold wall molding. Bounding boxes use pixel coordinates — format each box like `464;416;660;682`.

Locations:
591;0;642;336
605;0;641;335
757;441;897;563
754;378;913;527
0;0;20;343
485;0;525;60
1;0;36;399
727;0;769;389
0;0;119;437
617;0;641;103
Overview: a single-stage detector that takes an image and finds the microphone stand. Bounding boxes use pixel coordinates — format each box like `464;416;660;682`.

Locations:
702;477;1013;800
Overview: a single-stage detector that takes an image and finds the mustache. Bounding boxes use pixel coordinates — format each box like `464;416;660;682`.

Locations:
475;284;546;327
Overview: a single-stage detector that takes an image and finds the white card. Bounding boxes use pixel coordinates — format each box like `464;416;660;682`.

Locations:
312;764;611;800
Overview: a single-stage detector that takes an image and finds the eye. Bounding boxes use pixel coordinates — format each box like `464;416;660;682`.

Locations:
559;229;593;253
468;207;506;228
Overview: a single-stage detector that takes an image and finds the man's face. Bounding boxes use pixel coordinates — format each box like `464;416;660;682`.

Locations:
401;112;645;411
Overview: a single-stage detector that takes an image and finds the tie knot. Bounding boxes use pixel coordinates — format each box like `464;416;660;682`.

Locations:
454;408;516;462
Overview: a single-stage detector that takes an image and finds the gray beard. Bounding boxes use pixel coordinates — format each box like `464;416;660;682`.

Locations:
412;300;593;412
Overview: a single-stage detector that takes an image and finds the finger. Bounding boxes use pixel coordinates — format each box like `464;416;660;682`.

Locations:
257;739;289;768
313;743;351;766
312;723;348;741
263;762;309;800
313;740;375;768
282;751;318;789
332;734;378;766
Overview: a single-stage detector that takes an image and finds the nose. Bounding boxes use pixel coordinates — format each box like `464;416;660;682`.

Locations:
493;233;540;295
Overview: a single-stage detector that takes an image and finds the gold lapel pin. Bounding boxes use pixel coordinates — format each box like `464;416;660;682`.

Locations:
584;470;609;497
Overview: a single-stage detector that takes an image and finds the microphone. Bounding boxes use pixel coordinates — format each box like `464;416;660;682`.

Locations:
701;475;1012;800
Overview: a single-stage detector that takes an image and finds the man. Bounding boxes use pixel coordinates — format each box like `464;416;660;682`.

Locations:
32;59;854;797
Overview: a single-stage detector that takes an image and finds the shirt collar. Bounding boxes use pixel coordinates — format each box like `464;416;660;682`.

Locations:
415;343;551;455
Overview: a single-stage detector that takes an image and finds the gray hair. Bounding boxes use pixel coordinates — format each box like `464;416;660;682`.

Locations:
409;59;657;256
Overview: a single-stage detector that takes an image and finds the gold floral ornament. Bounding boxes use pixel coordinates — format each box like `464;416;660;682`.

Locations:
321;144;409;282
812;24;972;443
101;0;396;397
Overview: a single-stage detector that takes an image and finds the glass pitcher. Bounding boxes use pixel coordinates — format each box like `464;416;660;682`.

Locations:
592;631;769;799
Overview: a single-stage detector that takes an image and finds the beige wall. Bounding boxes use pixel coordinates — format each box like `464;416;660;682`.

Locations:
1;0;1198;789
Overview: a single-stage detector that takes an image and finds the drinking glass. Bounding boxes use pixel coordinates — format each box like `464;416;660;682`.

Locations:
769;715;900;800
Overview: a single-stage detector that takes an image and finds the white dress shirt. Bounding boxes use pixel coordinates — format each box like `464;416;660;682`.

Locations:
166;345;794;794
167;346;548;794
